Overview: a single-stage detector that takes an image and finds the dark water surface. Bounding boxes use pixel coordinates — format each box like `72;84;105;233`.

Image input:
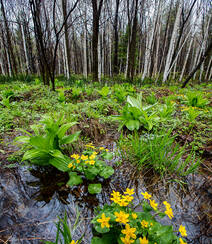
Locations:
0;149;212;243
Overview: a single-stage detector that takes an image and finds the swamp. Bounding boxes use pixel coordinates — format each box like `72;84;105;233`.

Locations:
0;0;212;243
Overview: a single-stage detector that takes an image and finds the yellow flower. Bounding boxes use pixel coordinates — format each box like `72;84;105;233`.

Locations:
106;149;109;152
139;236;149;244
122;195;134;203
89;160;95;165
97;213;110;228
163;201;171;208
149;199;158;211
111;190;121;198
120;236;135;244
118;198;129;207
131;213;137;219
68;163;73;168
141;192;151;200
179;238;187;244
110;191;121;204
85;143;95;149
165;207;174;219
99;147;105;150
93;151;98;155
141;220;148;228
85;161;89;164
70;240;78;244
179;225;187;237
76;160;80;164
124;188;135;195
71;154;80;160
81;155;88;160
114;211;129;225
89;154;96;160
121;224;136;239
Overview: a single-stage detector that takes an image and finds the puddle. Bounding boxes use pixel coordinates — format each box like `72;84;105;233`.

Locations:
0;144;212;243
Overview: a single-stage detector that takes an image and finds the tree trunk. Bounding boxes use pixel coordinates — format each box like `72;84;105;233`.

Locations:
182;41;212;88
163;0;182;83
92;0;104;82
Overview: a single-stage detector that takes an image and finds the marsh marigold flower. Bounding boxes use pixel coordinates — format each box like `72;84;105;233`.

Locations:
121;224;136;239
179;238;187;244
165;207;174;219
122;195;134;203
163;201;171;208
179;225;187;237
70;241;78;244
97;213;110;228
131;213;137;219
139;236;149;244
149;199;158;210
89;154;96;160
124;188;135;195
141;220;148;228
141;192;152;200
89;160;95;165
114;211;129;225
81;155;88;160
120;237;135;244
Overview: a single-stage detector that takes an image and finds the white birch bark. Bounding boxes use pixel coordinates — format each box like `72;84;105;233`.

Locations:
179;37;193;81
163;0;182;83
205;56;212;80
21;24;30;73
142;0;161;80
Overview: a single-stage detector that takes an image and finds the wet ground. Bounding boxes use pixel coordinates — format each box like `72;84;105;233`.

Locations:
0;140;212;244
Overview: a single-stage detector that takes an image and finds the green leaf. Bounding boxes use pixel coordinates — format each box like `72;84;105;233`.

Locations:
30;136;49;149
67;172;83;186
49;156;70;172
60;131;80;145
88;183;102;194
57;122;77;138
126;120;140;131
14;136;30;144
84;167;99;180
22;149;48;161
142;201;152;212
99;166;114;179
91;237;109;244
103;152;113;160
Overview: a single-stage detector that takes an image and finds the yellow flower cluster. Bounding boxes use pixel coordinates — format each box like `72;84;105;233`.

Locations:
85;143;109;152
69;151;97;168
110;188;134;207
163;201;174;219
141;192;158;211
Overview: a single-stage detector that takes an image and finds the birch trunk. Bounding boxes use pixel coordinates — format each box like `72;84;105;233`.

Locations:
163;1;182;83
83;1;88;78
21;24;30;73
179;37;193;81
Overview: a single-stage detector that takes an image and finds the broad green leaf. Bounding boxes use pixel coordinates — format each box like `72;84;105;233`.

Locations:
22;149;47;161
84;167;99;180
30;136;49;149
49;156;70;172
14;136;30;144
88;183;102;194
57;122;77;138
60;131;80;145
126;120;140;131
99;166;114;179
67;172;83;186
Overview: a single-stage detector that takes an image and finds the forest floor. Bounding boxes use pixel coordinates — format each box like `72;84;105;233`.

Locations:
0;80;211;244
